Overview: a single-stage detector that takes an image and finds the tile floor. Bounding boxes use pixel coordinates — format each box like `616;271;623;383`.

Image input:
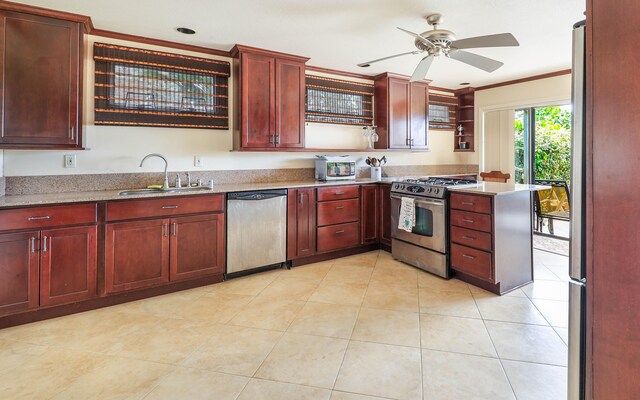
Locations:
0;249;569;400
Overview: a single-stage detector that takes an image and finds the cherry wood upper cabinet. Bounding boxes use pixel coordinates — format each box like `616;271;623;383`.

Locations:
232;45;308;150
374;73;430;150
0;11;82;149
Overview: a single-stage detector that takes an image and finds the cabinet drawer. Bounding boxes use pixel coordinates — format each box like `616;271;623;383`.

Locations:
0;203;96;232
450;210;492;232
317;185;359;201
451;243;493;281
317;199;359;226
451;226;492;252
317;222;360;253
450;193;492;214
106;194;224;221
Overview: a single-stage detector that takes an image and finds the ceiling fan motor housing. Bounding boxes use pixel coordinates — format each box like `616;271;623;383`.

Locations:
415;29;456;52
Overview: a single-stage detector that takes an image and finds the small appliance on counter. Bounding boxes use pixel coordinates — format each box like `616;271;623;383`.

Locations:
315;155;356;181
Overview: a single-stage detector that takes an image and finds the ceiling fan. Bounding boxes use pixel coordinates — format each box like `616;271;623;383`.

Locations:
358;14;519;82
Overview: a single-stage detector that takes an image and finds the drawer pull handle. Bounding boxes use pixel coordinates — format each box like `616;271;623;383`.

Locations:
30;237;37;253
462;254;476;260
462;218;475;223
172;223;178;237
163;224;169;237
334;191;345;195
335;230;345;234
42;236;48;253
462;235;477;241
162;205;179;209
335;206;345;210
27;216;51;221
461;201;474;206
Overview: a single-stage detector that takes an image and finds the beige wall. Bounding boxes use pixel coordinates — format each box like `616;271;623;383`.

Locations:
0;35;477;177
475;74;571;177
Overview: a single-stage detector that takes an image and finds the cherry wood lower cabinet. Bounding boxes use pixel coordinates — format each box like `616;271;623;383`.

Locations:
170;214;225;281
287;188;316;259
361;184;379;245
40;226;97;307
378;184;392;247
105;219;170;294
449;191;534;295
104;194;226;294
316;186;360;253
0;231;39;315
0;222;97;315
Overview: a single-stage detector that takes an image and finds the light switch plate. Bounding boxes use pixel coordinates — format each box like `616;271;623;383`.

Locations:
64;154;76;168
194;155;203;167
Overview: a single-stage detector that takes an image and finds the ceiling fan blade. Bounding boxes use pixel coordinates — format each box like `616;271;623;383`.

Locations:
409;55;435;82
448;50;504;72
397;27;436;48
450;33;519;50
357;50;423;67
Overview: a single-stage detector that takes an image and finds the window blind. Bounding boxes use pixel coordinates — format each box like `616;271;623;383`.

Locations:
428;91;457;130
94;42;230;129
305;75;374;126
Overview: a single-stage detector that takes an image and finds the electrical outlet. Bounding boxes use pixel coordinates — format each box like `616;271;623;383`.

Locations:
64;154;76;168
194;155;203;167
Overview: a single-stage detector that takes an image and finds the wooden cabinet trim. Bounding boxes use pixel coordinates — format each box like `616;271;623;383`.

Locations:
317;185;360;201
105;195;224;222
0;203;97;232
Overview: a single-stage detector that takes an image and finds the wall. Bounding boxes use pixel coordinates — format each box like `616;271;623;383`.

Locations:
483;110;516;181
1;35;477;178
474;74;572;174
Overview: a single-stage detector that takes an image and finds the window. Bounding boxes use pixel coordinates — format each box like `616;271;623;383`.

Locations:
94;43;230;129
305;75;374;126
428;91;457;130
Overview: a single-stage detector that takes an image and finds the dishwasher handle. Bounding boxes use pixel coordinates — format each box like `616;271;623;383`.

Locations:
228;189;287;201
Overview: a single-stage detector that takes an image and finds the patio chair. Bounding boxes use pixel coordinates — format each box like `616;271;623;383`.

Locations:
533;179;570;235
480;170;511;183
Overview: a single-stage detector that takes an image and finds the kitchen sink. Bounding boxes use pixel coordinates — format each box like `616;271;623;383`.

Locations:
118;186;213;196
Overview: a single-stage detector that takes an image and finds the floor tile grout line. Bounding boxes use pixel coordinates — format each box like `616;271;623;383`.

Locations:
470;286;519;400
329;250;379;392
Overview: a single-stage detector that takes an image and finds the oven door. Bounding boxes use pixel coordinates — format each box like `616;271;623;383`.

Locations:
390;194;447;254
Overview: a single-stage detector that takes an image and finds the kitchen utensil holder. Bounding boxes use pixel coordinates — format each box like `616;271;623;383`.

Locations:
371;166;382;181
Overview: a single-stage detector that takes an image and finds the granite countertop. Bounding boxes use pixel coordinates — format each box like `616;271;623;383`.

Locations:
0;178;397;209
449;182;550;196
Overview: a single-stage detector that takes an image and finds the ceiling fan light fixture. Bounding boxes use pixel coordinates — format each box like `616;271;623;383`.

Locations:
176;27;196;35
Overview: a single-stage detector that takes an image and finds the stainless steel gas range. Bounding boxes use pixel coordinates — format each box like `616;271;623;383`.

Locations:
390;177;477;278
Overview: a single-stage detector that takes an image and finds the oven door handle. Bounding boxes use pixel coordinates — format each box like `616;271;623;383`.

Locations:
391;194;445;208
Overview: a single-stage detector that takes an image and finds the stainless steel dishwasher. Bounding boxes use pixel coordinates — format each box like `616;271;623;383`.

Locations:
226;189;288;278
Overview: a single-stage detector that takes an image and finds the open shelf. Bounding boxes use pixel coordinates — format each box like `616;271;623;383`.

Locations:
454;87;475;152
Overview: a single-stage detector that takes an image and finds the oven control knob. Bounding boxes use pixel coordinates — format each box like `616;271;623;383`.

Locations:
434;188;440;194
427;187;432;193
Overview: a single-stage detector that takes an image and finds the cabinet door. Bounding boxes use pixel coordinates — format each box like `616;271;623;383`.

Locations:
40;226;97;307
275;58;305;148
0;11;81;148
169;214;225;281
287;189;316;259
409;82;429;149
241;52;275;148
361;184;379;244
105;219;169;294
388;79;411;149
379;184;392;247
0;231;39;315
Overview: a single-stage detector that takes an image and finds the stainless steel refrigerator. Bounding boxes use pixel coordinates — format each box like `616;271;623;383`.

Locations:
568;19;587;400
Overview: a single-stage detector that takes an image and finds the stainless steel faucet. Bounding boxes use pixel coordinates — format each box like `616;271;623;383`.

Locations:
139;153;170;190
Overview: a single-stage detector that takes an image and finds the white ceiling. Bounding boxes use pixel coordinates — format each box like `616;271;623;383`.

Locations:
16;0;584;89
